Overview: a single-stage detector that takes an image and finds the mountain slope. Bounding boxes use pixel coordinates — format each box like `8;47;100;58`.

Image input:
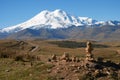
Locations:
0;9;120;40
6;25;120;41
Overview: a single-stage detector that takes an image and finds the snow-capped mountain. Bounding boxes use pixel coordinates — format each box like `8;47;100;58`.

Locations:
1;9;120;33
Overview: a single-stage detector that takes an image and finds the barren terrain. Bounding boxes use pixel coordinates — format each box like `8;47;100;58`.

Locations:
0;39;120;80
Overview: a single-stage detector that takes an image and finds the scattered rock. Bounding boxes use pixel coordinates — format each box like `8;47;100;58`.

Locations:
5;69;10;72
29;73;32;76
47;69;51;73
51;54;57;61
60;52;70;61
47;41;120;80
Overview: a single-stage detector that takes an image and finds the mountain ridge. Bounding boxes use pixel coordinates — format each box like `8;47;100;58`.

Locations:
6;25;120;41
0;9;120;33
0;9;120;40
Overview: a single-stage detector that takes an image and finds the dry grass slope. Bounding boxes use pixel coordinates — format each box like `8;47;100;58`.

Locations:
0;39;120;80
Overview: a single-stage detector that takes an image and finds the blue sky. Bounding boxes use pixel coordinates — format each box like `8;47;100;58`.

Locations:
0;0;120;29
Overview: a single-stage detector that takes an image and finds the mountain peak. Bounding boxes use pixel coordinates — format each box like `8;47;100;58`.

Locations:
39;10;50;15
53;9;67;14
54;9;64;12
0;9;120;33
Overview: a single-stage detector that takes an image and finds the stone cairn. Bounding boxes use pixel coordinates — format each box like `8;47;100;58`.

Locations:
51;54;57;61
49;41;95;62
60;52;70;62
48;41;120;79
85;41;94;61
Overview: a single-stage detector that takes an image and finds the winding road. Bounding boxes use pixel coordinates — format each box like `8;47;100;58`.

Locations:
28;42;39;52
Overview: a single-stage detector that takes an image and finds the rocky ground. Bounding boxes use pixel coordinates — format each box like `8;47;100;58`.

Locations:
47;54;120;80
0;40;120;80
46;41;120;80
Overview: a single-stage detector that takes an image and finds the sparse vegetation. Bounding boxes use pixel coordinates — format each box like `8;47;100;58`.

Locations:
0;39;120;80
49;41;109;48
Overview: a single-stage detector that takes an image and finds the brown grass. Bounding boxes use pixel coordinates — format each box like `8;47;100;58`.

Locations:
0;39;120;80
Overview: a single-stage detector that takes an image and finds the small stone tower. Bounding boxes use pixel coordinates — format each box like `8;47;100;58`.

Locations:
85;41;94;61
